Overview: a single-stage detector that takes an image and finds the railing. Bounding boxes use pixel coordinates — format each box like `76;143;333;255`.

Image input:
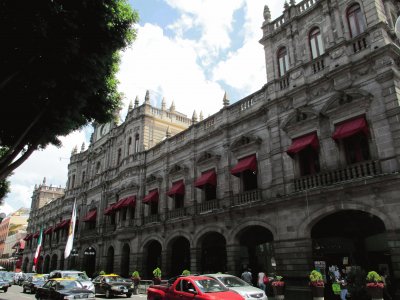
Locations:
166;207;188;220
143;214;160;224
81;228;97;236
198;199;219;214
294;160;382;191
232;189;261;206
279;75;290;90
298;0;318;14
104;224;116;233
138;280;168;294
312;57;325;74
351;34;368;53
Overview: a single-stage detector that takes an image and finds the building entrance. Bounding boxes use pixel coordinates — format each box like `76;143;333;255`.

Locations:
200;232;227;273
145;240;161;279
83;247;96;278
169;237;190;277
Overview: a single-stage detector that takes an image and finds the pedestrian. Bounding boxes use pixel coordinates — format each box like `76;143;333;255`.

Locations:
257;270;266;292
241;268;253;285
339;270;348;300
380;268;392;300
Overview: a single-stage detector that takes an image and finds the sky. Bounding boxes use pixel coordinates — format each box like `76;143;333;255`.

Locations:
1;0;289;215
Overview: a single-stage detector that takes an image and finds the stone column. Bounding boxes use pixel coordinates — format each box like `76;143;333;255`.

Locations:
386;230;400;299
161;250;168;278
226;244;241;276
190;247;200;274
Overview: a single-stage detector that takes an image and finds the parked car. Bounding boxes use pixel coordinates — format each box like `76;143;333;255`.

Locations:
0;276;10;293
23;274;46;294
48;270;94;292
92;274;133;298
35;278;95;300
147;275;244;300
205;273;268;300
2;272;14;286
18;272;36;286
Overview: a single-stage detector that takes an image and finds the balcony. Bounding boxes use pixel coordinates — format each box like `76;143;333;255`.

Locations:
143;214;160;224
166;207;189;220
232;189;261;206
197;199;220;214
294;160;382;191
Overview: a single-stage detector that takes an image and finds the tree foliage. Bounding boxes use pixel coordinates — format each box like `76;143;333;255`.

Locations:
0;148;10;205
0;0;139;180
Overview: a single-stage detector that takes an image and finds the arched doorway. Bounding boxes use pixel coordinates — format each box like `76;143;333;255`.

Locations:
22;257;29;272
83;247;96;278
59;255;64;270
121;244;130;278
145;240;162;279
237;225;274;283
69;249;78;269
43;255;51;274
36;256;43;273
311;210;389;292
106;246;114;274
50;254;58;271
199;232;227;273
168;237;190;277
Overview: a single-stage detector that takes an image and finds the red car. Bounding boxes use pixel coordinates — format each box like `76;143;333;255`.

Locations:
147;275;244;300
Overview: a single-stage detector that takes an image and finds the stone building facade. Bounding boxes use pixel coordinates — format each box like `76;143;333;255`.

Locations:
24;0;400;299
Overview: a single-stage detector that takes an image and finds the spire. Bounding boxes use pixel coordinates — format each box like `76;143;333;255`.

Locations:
192;110;198;124
166;126;171;138
170;101;175;113
223;91;230;107
200;111;204;121
145;90;150;104
290;0;295;5
134;96;139;107
263;5;271;23
81;142;85;152
71;145;78;155
284;1;289;10
161;97;166;110
43;177;46;185
128;100;133;111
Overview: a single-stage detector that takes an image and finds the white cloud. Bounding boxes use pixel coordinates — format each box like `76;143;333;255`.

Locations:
117;23;224;118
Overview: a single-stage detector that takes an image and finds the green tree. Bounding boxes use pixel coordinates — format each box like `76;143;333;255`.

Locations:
0;0;139;181
0;148;10;205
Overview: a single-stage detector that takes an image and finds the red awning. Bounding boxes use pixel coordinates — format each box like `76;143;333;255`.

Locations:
332;116;369;140
113;196;136;210
104;203;116;215
143;190;159;204
33;231;39;238
167;180;185;197
23;234;33;241
55;219;70;231
44;227;53;235
19;240;25;250
194;170;217;189
286;132;319;157
230;154;257;177
83;210;97;222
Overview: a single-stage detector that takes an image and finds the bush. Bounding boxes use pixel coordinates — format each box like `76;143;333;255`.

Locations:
182;270;190;276
132;271;140;278
153;267;162;278
309;270;324;287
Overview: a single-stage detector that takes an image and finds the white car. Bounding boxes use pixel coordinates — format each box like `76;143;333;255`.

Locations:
204;273;268;300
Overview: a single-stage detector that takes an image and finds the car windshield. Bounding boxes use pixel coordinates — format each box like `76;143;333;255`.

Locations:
194;279;228;293
104;276;122;283
32;277;45;283
217;276;249;287
57;280;82;290
63;273;89;280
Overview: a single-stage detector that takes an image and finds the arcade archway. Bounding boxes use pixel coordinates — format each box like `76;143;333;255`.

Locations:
311;210;389;280
43;255;50;274
237;225;274;281
199;232;227;273
168;236;190;277
83;247;96;278
50;254;58;271
106;246;114;274
22;257;29;272
145;240;162;279
121;244;130;278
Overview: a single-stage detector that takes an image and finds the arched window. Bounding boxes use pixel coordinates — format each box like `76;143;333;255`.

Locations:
347;3;366;38
309;27;324;59
277;47;289;77
117;148;122;165
96;162;101;174
127;137;132;155
134;134;140;153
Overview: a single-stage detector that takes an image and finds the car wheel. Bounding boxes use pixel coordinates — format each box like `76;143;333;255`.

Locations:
23;287;26;293
3;288;7;293
126;293;132;298
105;289;113;298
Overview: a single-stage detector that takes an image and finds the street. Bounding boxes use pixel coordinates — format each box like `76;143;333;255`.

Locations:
0;284;148;300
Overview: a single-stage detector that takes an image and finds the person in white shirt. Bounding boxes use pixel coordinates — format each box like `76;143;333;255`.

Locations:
257;271;266;292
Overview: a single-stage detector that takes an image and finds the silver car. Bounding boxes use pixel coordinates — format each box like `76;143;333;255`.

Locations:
48;270;95;292
205;273;268;300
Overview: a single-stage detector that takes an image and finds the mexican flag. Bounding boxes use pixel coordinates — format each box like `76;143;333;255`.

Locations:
33;228;43;270
64;199;77;259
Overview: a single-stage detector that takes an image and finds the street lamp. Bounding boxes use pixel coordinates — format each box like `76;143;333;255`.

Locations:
396;16;400;40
